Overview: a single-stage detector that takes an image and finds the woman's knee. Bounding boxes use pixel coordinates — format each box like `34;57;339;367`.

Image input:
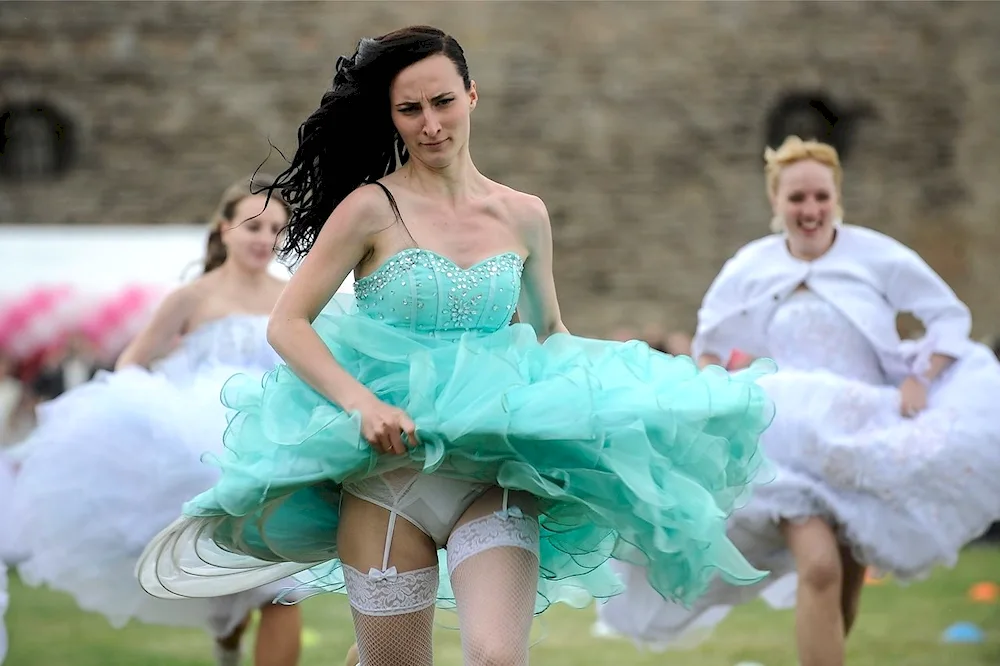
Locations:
461;630;527;666
783;519;843;591
797;547;843;591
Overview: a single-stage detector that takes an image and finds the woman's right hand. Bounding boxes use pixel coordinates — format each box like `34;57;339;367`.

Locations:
354;396;418;455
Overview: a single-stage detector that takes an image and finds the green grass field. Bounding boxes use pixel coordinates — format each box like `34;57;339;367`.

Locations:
6;546;998;666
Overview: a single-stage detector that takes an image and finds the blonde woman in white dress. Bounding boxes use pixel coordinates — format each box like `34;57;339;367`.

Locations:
597;137;1000;666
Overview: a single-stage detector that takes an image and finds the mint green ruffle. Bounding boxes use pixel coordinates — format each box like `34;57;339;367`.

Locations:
185;297;775;612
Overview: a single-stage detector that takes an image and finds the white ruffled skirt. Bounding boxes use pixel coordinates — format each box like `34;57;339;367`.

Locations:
10;365;302;637
597;343;1000;647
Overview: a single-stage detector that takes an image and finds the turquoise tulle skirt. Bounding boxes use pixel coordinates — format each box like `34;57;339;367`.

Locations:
164;298;775;612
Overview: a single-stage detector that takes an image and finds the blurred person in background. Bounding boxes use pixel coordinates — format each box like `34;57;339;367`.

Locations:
597;136;1000;666
608;325;639;342
664;330;692;356
610;324;692;356
10;175;303;666
982;333;1000;543
0;448;18;666
641;324;693;356
136;25;774;666
29;346;67;402
0;352;22;448
57;332;102;392
641;323;667;351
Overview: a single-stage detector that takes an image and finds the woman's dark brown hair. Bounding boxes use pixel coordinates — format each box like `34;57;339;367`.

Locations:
255;26;471;262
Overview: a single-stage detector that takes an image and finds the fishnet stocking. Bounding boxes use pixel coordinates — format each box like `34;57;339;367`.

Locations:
448;511;540;666
343;563;438;666
350;607;435;666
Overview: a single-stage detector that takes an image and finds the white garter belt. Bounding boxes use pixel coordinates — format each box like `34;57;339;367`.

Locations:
341;469;540;615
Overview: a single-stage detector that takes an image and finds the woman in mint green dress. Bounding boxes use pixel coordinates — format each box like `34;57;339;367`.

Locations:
138;25;774;665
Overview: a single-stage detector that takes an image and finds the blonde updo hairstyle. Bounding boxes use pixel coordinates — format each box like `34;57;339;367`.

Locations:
203;173;289;273
764;136;844;233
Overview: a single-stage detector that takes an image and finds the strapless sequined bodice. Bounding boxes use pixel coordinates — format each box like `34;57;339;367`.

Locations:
155;315;279;382
353;249;524;338
767;290;886;384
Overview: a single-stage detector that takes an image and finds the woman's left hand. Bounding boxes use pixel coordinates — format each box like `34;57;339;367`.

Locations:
899;375;928;418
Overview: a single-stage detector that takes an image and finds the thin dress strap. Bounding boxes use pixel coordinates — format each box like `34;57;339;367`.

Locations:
371;181;418;247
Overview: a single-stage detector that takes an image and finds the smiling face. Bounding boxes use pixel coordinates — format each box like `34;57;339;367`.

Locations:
771;159;839;260
220;194;287;272
389;54;477;169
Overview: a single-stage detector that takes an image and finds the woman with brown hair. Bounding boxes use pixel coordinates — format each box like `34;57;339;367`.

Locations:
11;175;302;666
138;26;775;666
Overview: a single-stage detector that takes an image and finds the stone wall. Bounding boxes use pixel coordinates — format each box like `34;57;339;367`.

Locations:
2;1;999;336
